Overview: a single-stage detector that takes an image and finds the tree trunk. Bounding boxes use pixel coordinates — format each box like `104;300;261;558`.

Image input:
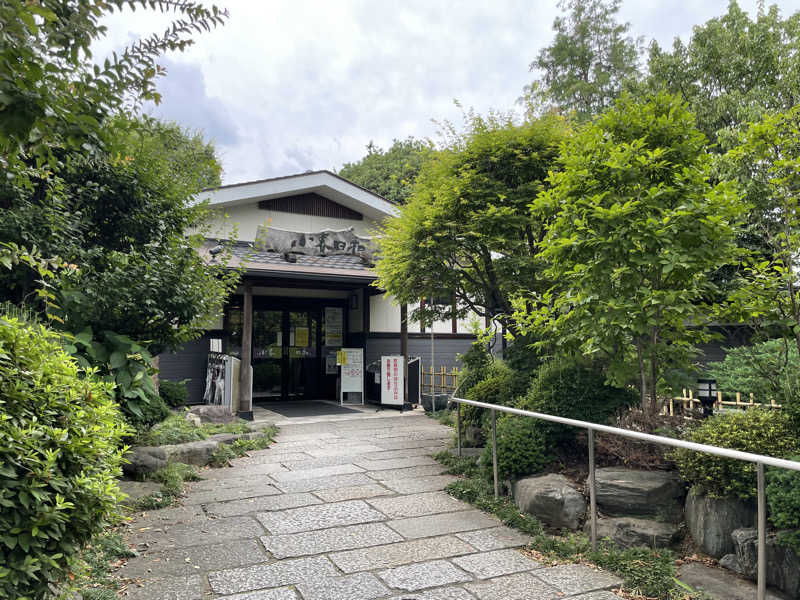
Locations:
636;338;647;410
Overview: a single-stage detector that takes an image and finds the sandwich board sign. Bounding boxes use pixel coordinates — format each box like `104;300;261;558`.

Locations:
338;347;364;405
381;355;404;407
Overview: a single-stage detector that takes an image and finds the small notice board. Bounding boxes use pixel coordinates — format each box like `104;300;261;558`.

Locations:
381;355;405;407
338;347;364;405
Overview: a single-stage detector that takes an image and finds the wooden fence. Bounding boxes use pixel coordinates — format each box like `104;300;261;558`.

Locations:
421;366;460;396
665;389;782;416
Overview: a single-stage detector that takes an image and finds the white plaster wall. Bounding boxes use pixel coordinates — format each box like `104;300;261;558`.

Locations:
202;204;380;242
369;294;401;333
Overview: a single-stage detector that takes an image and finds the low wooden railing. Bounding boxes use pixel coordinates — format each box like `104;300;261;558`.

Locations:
421;366;460;395
666;389;782;416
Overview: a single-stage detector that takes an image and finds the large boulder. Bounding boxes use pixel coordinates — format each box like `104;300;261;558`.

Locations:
123;446;167;476
588;516;680;549
592;467;685;522
720;528;800;598
188;405;236;424
685;488;754;558
513;473;586;530
161;439;219;466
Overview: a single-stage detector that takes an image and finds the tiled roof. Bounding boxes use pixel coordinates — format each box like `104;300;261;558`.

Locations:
230;242;372;271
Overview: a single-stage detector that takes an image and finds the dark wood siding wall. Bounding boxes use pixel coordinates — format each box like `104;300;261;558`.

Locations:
158;333;218;404
258;193;363;220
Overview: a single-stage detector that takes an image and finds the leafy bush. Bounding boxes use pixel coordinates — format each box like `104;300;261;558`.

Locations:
463;362;530;428
482;415;553;481
0;316;128;599
672;409;800;500
456;340;492;397
159;378;189;407
766;458;800;555
65;327;168;430
517;360;638;447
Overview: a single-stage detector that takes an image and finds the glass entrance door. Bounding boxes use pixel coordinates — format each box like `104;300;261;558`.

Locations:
251;308;321;401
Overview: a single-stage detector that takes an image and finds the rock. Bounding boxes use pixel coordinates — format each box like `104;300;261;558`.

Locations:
184;412;202;427
123;446;167;476
593;467;685;522
513;473;586;530
117;480;163;507
678;561;789;600
587;516;680;548
161;439;219;466
726;527;800;598
188;405;236;424
685;488;754;558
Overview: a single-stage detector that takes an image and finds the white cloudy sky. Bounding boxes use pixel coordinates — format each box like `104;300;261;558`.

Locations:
93;0;800;185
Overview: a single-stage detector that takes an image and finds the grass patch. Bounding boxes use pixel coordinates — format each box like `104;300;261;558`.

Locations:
207;426;279;467
433;451;708;600
131;462;201;510
428;408;456;427
135;413;251;446
60;529;135;600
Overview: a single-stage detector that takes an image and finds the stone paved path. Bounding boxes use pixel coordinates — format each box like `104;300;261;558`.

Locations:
119;411;622;600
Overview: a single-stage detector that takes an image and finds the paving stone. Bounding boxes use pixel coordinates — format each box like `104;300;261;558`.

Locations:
274;432;338;442
305;444;385;457
355;456;438;471
367;492;471;519
533;564;622;596
569;593;621;600
269;464;364;482
122;574;205;600
232;452;313;466
312;483;394;503
329;535;476;573
364;446;443;461
127;505;205;528
366;464;446;480
386;588;476;600
387;510;499;539
377;559;471;591
281;455;364;470
274;472;376;494
191;474;281;492
256;499;385;534
374;439;451;451
183;483;282;505
261;522;404;558
465;572;561;600
205;493;322;517
454;527;533;551
120;538;266;578
451;549;543;579
208;556;338;595
380;475;459;494
295;573;390;600
127;516;263;550
214;587;298;600
200;462;289;479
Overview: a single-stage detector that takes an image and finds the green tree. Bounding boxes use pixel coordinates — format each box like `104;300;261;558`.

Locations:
646;0;800;146
0;0;227;177
375;114;569;332
516;92;743;413
529;0;642;121
338;137;434;204
724;107;800;358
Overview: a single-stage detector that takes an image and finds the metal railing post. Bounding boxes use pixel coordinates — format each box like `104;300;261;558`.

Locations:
492;409;499;499
757;462;766;600
456;402;462;458
588;428;597;552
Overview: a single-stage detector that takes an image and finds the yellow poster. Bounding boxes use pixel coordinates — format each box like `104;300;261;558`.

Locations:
295;327;309;347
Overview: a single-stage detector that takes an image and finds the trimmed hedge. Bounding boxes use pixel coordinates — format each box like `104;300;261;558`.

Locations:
0;316;128;599
672;409;799;500
159;379;189;408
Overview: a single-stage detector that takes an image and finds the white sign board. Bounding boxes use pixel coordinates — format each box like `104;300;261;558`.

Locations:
339;348;364;404
325;307;343;347
381;355;405;406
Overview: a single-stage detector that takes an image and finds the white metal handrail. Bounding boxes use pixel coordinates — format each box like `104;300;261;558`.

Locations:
449;395;800;600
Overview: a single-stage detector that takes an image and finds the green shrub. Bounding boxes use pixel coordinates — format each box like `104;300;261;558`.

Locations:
463;362;530;428
766;458;800;555
517;360;638;446
456;340;492;397
672;409;800;500
482;415;553;481
0;316;128;599
159;379;189;407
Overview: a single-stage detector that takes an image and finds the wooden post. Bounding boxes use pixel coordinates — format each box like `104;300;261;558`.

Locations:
400;303;408;404
238;282;253;420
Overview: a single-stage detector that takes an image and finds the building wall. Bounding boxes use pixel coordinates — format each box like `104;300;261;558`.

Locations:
159;333;216;404
365;335;474;371
368;294;478;335
202;203;380;242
